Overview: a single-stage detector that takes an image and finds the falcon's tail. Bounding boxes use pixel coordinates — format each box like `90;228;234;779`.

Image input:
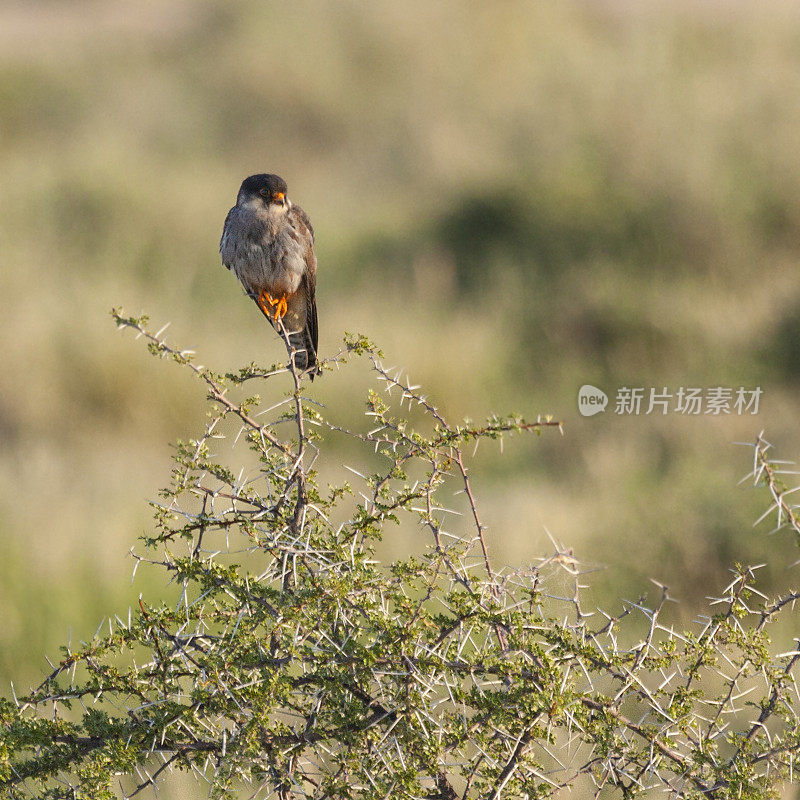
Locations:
253;292;320;381
285;326;320;380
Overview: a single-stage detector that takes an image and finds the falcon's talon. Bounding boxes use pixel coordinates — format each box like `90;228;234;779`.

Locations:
257;290;286;320
256;291;271;318
274;295;288;320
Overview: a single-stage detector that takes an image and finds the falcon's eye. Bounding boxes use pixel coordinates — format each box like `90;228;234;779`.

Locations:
258;188;270;199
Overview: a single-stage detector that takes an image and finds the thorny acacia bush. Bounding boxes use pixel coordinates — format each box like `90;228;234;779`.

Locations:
1;311;800;800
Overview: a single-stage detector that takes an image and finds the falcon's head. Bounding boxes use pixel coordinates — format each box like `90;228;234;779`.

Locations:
237;173;290;211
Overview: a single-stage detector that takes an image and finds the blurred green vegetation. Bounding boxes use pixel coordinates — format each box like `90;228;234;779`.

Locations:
3;2;800;794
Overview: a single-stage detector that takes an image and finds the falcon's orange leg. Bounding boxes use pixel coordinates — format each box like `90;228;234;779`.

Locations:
257;290;288;320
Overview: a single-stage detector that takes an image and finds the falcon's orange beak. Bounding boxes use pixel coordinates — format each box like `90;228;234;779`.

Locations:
274;192;285;205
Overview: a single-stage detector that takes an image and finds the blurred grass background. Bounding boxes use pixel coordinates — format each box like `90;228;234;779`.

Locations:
3;1;800;795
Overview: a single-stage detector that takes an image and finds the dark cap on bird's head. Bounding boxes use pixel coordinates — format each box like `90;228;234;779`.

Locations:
238;173;289;206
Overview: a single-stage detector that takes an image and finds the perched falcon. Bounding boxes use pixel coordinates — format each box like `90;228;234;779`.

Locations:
220;174;319;377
